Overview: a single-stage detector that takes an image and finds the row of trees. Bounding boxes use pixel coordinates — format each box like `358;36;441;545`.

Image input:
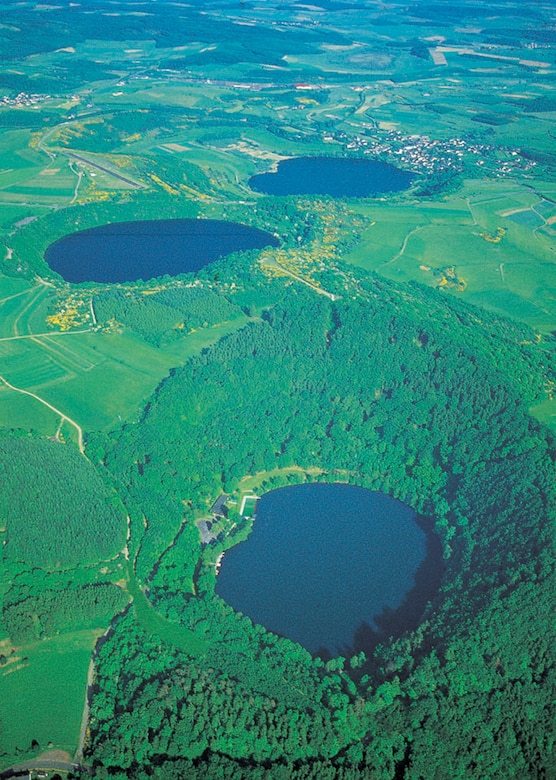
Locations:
2;583;129;643
94;285;243;346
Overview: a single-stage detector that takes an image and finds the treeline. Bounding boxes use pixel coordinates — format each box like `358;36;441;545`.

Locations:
0;1;340;73
0;434;127;569
93;285;243;346
2;583;129;643
88;608;366;774
85;268;555;777
8;193;200;280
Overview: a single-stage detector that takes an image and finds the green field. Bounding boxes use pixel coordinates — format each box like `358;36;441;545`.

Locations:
0;630;97;765
346;184;556;333
0;270;250;437
1;0;555;774
126;565;209;656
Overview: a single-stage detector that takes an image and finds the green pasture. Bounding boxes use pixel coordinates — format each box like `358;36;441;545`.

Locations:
0;192;71;209
345;182;556;332
0;286;250;435
346;201;474;268
0;389;61;436
0;274;31;301
236;124;333;158
0;129;42;171
362;77;554;143
95;82;205;110
491;114;556;155
0;339;70;387
0;167;44;190
0;128;79;207
0;629;96;768
0;284;50;338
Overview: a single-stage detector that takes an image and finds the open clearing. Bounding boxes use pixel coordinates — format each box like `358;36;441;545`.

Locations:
0;630;99;766
345;184;556;333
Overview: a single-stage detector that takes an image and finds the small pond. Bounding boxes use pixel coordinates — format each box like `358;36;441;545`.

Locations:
248;156;415;198
216;483;443;657
45;218;279;284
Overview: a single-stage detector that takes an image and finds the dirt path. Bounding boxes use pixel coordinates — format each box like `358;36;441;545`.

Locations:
0;287;31;306
0;328;92;342
0;373;85;454
74;657;95;764
384;225;425;265
262;258;339;300
10;285;46;337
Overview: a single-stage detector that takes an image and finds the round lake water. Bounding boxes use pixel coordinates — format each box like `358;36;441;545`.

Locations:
45;218;279;284
248;156;415;198
216;483;442;656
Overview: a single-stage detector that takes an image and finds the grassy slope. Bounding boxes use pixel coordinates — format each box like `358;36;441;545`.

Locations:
0;272;250;437
345;182;556;333
0;630;98;765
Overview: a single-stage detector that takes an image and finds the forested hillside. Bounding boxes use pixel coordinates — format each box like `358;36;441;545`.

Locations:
0;435;126;569
1;0;556;772
84;267;555;778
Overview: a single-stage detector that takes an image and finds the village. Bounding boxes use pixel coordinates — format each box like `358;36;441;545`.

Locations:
328;127;537;179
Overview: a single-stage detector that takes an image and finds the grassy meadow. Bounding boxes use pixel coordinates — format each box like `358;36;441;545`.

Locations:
0;630;97;765
346;182;556;333
0;271;250;438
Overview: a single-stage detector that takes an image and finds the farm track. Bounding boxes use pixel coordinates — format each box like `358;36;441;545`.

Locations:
0;328;92;342
384;225;425;265
11;284;48;337
0;373;85;454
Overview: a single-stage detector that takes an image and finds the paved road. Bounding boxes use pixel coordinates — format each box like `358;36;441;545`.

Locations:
0;758;84;778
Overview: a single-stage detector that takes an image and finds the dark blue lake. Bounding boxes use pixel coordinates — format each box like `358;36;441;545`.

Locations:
45;218;279;284
249;156;415;198
216;483;442;657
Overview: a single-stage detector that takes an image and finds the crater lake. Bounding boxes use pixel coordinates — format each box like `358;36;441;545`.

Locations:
248;156;415;198
45;218;279;284
216;483;443;657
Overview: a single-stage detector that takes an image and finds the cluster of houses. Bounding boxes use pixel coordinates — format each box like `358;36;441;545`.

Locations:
325;127;535;178
1;91;51;107
197;493;259;545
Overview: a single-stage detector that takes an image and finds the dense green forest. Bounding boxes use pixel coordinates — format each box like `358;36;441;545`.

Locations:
0;436;127;569
79;264;555;778
93;285;244;347
2;583;129;644
1;167;554;780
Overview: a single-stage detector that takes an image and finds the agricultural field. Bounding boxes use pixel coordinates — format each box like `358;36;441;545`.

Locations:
2;1;555;333
0;272;250;438
0;630;97;766
346;180;556;332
